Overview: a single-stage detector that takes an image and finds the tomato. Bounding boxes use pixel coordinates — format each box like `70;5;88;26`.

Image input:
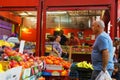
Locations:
38;77;45;80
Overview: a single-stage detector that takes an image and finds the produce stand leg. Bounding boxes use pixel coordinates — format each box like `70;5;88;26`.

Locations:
68;46;72;62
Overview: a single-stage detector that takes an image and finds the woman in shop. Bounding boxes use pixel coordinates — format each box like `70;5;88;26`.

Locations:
50;35;68;58
7;33;20;50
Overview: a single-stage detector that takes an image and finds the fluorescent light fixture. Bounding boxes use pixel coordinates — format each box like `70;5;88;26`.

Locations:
19;12;28;16
27;17;37;22
27;12;32;15
47;11;67;14
88;19;91;28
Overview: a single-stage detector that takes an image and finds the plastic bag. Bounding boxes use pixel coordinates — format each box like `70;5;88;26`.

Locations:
95;70;112;80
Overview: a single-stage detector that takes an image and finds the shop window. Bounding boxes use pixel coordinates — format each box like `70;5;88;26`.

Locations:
0;11;37;55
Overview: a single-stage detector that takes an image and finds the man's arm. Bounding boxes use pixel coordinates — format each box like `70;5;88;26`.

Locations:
102;49;109;72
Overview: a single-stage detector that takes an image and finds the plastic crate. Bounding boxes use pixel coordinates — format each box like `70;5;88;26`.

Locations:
70;62;78;71
69;70;79;79
77;68;92;80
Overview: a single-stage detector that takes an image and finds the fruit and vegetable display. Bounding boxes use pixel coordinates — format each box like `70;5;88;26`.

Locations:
0;44;72;80
0;63;4;72
0;40;93;80
76;61;93;70
3;47;42;69
44;55;71;69
0;40;15;47
72;46;92;54
69;61;93;80
41;55;71;76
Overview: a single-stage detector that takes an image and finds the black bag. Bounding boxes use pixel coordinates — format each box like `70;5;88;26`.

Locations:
61;52;69;58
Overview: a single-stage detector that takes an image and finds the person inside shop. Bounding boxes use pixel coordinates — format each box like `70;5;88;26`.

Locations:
69;32;80;46
59;30;67;45
91;20;114;80
50;35;68;58
113;39;120;63
0;46;5;60
112;63;120;80
7;33;20;50
113;38;120;63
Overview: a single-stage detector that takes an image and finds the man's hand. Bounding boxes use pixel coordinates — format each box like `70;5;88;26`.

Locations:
102;67;106;72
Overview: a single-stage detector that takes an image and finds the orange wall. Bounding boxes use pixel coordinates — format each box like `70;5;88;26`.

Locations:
46;28;81;35
46;28;94;44
20;27;94;43
21;28;36;42
0;11;22;24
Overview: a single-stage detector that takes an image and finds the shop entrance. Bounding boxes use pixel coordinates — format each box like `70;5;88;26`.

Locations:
0;7;41;56
44;6;111;62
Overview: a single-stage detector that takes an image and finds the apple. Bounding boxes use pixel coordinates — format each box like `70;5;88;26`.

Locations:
28;58;34;62
20;54;27;61
26;56;30;60
29;55;35;60
4;47;16;56
9;60;19;68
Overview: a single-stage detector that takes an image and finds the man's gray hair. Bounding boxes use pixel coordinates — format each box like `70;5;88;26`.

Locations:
96;20;105;28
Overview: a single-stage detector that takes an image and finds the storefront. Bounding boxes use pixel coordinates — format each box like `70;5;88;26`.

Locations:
43;0;117;62
0;0;119;80
0;0;118;56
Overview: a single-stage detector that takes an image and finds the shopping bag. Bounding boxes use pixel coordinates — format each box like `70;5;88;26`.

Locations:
95;70;112;80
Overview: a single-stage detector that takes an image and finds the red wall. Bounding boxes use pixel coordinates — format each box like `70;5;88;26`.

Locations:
118;0;120;37
0;0;39;6
0;0;117;56
44;0;117;40
118;0;120;17
45;0;113;6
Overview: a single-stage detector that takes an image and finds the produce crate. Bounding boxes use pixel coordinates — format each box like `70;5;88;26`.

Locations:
22;65;43;80
77;68;92;80
43;76;70;80
69;70;79;79
70;62;78;70
44;70;62;76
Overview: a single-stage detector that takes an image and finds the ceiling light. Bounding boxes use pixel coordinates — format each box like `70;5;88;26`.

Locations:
19;12;27;16
47;11;67;14
27;12;32;15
